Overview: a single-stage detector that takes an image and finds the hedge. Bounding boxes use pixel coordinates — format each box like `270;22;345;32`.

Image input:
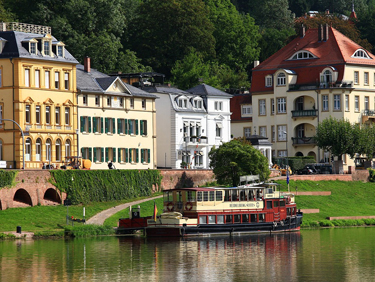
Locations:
50;170;162;204
0;170;18;189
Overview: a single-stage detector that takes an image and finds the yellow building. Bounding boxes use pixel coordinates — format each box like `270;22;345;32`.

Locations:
77;58;158;169
0;22;78;169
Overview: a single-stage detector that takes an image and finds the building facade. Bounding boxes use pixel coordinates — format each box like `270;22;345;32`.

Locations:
251;25;375;170
0;22;78;169
145;84;231;169
77;58;158;169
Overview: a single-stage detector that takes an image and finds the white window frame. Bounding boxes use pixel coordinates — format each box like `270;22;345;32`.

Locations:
259;126;266;137
355;96;359;112
65;107;70;125
322;95;328;111
35;69;40;88
36;106;41;124
265;75;272;87
354;71;359;84
333;94;341;110
259;100;266;115
277;98;286;113
277;73;286;86
45;70;50;89
25;69;30;87
277;125;286;141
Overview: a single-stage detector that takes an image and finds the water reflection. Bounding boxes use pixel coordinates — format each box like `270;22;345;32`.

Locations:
1;229;375;281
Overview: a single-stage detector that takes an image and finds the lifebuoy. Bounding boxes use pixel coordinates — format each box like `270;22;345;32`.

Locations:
185;202;193;211
167;202;174;211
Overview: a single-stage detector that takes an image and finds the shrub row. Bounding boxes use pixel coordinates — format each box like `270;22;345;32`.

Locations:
50;170;162;204
302;218;375;227
0;170;18;189
64;224;115;237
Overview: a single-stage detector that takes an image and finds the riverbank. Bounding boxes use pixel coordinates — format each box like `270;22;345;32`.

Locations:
1;180;375;238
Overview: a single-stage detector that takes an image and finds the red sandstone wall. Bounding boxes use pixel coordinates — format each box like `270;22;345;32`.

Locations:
159;169;216;190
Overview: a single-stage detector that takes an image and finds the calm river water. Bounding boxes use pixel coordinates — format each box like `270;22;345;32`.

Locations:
1;228;375;282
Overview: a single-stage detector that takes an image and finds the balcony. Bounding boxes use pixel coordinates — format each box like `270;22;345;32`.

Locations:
289;81;353;91
292;109;318;118
292;137;316;146
362;109;375;123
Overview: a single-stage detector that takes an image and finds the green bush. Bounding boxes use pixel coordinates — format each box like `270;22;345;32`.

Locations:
319;220;334;227
64;224;115;237
368;168;375;182
0;170;18;189
50;170;162;204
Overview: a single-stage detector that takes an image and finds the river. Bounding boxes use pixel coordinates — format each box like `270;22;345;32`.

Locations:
1;228;374;282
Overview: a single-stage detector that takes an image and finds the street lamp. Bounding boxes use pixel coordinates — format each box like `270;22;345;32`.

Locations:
283;131;289;192
1;118;25;169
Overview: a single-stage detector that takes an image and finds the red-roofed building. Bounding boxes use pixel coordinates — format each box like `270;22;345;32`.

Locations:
250;25;375;171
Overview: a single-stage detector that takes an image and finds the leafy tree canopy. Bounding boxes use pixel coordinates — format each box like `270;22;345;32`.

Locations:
209;138;270;186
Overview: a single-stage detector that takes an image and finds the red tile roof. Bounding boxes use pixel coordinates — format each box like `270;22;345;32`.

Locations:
230;94;252;122
251;27;375;93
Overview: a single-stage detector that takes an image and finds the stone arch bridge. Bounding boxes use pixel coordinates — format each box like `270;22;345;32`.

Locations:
0;170;66;210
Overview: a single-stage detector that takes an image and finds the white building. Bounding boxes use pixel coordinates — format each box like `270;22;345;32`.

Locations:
144;84;232;169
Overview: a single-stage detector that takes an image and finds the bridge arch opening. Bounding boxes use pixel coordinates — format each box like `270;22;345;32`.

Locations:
13;188;32;207
44;188;61;204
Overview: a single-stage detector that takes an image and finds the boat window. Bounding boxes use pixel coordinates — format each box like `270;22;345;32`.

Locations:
164;191;172;202
231;190;238;201
197;191;202;202
242;214;249;223
225;215;232;224
234;214;241;223
187;191;196;202
274;201;279;207
259;214;265;222
249;190;255;201
267;188;273;194
240;190;246;201
280;200;285;207
209;191;215;201
292;207;295;215
224;190;230;201
199;215;207;224
267;201;273;209
217;215;224;224
250;214;257;223
287;208;291;216
208;215;216;224
203;191;209;201
216;191;223;201
177;191;182;202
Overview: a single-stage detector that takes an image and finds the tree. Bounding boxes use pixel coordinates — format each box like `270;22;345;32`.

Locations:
209;138;270;186
258;28;296;62
127;0;215;77
203;0;260;70
358;7;375;54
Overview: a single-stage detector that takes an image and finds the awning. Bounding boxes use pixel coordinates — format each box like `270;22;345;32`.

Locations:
190;122;195;127
216;123;223;128
183;121;189;126
196;122;201;127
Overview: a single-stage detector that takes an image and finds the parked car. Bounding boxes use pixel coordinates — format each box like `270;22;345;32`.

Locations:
297;165;320;175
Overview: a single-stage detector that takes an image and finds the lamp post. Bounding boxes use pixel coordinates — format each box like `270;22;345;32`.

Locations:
1;118;25;169
283;131;289;192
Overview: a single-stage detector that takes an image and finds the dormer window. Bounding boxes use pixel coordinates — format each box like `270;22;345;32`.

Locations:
265;75;272;87
58;46;63;57
177;96;188;108
289;50;316;60
352;49;371;59
43;40;51;56
30;42;36;55
192;98;203;109
0;37;7;54
277;73;286;86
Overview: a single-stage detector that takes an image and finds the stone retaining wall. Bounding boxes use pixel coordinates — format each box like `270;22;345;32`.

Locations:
159;169;216;190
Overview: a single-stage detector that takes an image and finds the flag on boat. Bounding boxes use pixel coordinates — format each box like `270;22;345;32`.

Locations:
153;201;158;221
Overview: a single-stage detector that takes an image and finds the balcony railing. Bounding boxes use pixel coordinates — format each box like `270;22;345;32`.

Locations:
187;136;208;144
289;81;353;91
291;109;318;118
362;109;375;116
292;137;316;145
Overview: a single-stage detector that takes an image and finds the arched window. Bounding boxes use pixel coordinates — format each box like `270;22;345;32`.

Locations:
277;73;286;86
352;49;371;59
46;138;52;162
25;138;31;161
56;139;61;162
36;138;42;161
65;139;71;157
322;70;332;83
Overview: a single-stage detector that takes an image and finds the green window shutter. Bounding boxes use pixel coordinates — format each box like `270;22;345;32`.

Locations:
101;147;104;162
101;117;104;133
129;148;132;163
80;116;84;132
140;120;144;135
105;118;108;133
125;119;128;134
117;119;121;134
93;148;97;162
118;148;121;162
112;118;116;134
89;147;92;161
105;147;109;162
141;149;144;163
93;117;97;133
136;148;139;163
88;117;92;133
128;119;132;134
81;147;84;157
113;148;116;161
126;148;129;163
135;119;139;135
144;120;147;135
148;149;150;163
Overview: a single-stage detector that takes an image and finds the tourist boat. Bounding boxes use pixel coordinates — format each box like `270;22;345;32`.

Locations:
117;175;303;237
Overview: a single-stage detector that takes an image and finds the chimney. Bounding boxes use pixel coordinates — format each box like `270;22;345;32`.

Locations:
318;24;324;41
323;24;329;41
300;24;305;38
84;56;91;73
254;60;260;68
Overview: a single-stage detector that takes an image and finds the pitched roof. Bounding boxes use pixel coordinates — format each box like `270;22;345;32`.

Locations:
0;31;78;64
251;27;375;93
186;83;232;98
230;94;252;122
